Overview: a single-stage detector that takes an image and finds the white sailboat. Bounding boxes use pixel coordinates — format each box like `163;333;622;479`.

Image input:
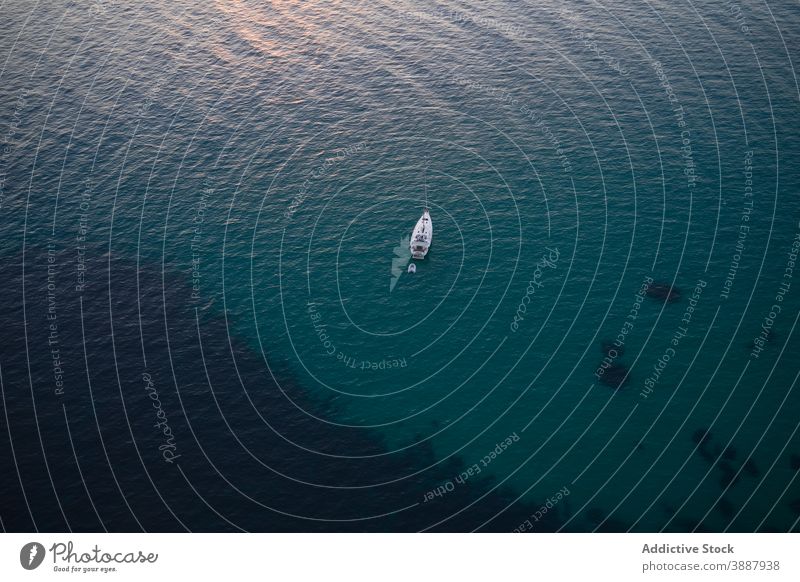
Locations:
409;208;432;259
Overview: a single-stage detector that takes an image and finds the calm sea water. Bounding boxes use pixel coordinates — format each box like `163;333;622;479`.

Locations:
1;0;799;532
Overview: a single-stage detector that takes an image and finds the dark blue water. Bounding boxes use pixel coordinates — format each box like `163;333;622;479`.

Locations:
1;0;799;532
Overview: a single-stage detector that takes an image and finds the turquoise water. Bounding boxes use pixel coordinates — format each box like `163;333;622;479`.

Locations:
1;0;799;531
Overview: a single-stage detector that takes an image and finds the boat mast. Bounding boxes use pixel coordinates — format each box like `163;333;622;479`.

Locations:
423;163;429;212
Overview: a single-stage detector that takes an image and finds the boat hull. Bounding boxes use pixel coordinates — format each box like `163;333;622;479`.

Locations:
409;210;432;259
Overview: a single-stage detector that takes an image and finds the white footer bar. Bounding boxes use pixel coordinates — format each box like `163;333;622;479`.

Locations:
1;533;796;581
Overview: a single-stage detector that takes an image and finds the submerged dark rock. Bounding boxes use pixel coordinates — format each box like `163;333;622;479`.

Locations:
646;282;682;303
743;458;760;477
721;446;737;461
790;454;800;471
716;497;734;519
705;443;724;461
692;428;713;446
601;340;624;357
586;508;606;523
598;362;630;389
718;462;741;488
691;429;719;464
